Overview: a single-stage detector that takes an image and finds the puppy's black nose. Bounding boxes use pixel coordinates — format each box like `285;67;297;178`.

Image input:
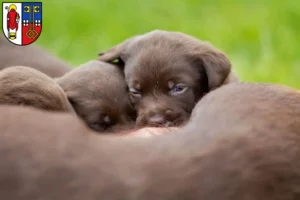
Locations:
147;114;168;127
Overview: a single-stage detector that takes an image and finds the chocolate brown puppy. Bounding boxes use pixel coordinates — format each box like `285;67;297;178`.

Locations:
0;66;73;112
0;35;72;78
0;83;300;200
56;60;136;133
98;30;239;127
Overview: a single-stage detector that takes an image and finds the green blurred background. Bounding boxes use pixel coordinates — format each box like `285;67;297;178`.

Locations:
3;0;300;88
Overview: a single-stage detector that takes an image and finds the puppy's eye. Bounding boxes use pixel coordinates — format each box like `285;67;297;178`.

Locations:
89;116;112;132
89;122;109;132
129;88;142;98
170;84;188;96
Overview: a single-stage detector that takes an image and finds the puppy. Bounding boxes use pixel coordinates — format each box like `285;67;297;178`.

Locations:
98;30;239;127
0;82;300;200
56;60;136;133
0;66;73;112
0;35;72;78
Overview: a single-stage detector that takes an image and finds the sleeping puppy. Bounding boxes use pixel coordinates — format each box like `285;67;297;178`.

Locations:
0;35;72;78
98;30;239;127
56;60;136;133
0;82;300;200
0;66;73;112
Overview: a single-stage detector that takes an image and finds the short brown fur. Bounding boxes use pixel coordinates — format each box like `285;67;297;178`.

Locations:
0;83;300;199
0;66;73;112
98;30;239;127
56;60;136;133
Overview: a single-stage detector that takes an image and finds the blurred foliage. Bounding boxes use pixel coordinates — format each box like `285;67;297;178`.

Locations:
4;0;300;88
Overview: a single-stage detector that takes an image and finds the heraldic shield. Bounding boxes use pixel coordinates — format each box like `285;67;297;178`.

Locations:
2;2;42;46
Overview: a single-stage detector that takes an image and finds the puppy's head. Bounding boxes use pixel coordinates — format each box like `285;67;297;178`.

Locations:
56;60;136;133
0;66;73;112
98;30;238;127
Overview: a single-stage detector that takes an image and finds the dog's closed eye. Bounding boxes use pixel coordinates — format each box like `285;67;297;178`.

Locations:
129;88;142;98
89;115;114;132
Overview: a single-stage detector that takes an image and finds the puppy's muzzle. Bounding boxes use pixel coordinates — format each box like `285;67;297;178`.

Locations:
148;114;169;126
137;109;184;127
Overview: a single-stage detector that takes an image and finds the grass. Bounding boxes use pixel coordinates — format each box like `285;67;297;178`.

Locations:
4;0;300;88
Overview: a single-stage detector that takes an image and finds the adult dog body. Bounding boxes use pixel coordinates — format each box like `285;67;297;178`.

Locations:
0;83;300;199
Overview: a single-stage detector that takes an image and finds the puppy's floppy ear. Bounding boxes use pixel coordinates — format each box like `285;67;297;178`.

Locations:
98;43;124;65
191;42;235;91
97;35;140;67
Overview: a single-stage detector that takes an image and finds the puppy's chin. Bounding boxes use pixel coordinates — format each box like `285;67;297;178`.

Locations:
136;114;189;128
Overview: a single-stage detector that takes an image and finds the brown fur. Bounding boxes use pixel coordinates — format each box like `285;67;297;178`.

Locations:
0;66;74;112
1;82;300;199
56;60;136;133
98;30;239;127
0;35;72;78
